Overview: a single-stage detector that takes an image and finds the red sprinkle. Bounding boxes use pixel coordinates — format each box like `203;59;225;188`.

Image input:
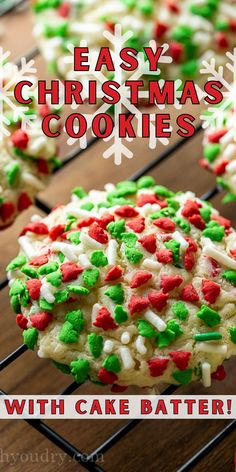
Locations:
115;205;138;218
160;275;183;293
88;223;108;244
138;233;157;253
130;270;152;288
148;291;169;311
214;160;228;176
201;279;220;304
169;41;183;62
16;314;28;330
104;265;123;282
20;222;49;236
58;2;71;17
126;217;145;233
185;237;198;253
128;295;149;315
170;351;191;370
37;159;49;175
49;224;65;241
0;201;15;221
98;213;115;229
211;365;226;381
167;0;180;13
182;200;200;218
229;19;236;32
156;248;173;264
153;217;175;232
93;307;118;330
211;214;231;229
148;358;169;377
207;129;227;143
29;312;52;331
11;129;29;150
111;384;128;393
184;251;195;271
216;32;229;49
98;368;118;385
26;279;42;300
18;193;32;212
137;193;158;207
188;214;206;230
77;217;97;228
39;103;50;118
60;262;83;282
181;283;199;302
29;254;49;266
154;21;169;39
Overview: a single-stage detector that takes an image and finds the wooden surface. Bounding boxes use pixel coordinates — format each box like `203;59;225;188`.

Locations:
0;4;236;472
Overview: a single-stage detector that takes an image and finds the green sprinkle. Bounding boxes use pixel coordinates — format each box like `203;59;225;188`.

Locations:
173;217;190;234
46;270;62;287
53;361;70;374
121;232;138;247
82;268;99;287
65;310;84;333
194;332;222;341
39;299;54;311
10;295;21;313
105;284;124;304
203;144;221;162
222;193;236;204
59;321;78;344
107;219;126;240
167;320;183;337
70;359;90;384
197;305;221;327
66;231;81;245
90;251;108;267
54;289;69;304
125;247;143;264
202;225;225;241
222;270;236;286
67;285;89;295
23;328;38;350
138;0;154;14
229;327;236;344
150;207;176;219
88;333;103;358
58;252;65;263
44;22;68;38
9;280;26;297
33;0;60;13
72;186;87;199
103;354;121;373
137;320;157;338
189;4;213;18
80;202;94;211
114;305;128;324
172;301;189;321
21;266;38;279
172;25;193;43
5;161;20;186
7;255;27;271
216;177;229;190
164;239;180;264
181;59;198;78
153;185;174;198
38;262;59;276
172;369;193;385
200;207;211;222
137;176;155;189
156;329;175;348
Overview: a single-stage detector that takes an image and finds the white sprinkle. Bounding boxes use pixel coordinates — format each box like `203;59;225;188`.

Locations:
142;259;161;270
22;172;45;191
40;282;55;304
107;239;118;265
172;231;189;251
144;309;166;332
121;331;130;345
18;236;36;259
136;336;147;355
223;143;236;161
104;183;116;192
196;343;227;355
201;362;211;387
51;242;82;262
31;214;42;222
226;160;236;173
103;340;114;353
80;232;104;249
202;245;236;270
119;347;135;370
27;136;49;155
66;206;96;218
78;254;92;268
92;303;101;323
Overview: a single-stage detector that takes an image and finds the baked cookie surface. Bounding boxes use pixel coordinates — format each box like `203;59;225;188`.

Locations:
201;101;236;202
7;178;236;388
32;0;236;81
0;62;59;228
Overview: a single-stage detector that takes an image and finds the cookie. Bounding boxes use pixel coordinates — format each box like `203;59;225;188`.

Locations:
201;100;236;202
0;62;60;228
32;0;236;82
7;178;236;389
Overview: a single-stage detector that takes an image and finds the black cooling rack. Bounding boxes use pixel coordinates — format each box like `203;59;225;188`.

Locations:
0;2;236;471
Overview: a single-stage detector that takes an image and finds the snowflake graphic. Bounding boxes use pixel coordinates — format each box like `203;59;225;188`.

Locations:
200;47;236;130
66;24;176;165
0;47;37;142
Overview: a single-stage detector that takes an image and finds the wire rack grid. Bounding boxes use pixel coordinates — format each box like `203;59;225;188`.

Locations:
0;2;236;472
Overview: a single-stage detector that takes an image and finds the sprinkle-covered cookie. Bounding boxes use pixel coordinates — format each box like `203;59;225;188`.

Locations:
201;100;236;203
0;62;60;228
32;0;236;81
7;178;236;389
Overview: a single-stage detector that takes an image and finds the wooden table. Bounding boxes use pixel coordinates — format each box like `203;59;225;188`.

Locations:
0;4;235;472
